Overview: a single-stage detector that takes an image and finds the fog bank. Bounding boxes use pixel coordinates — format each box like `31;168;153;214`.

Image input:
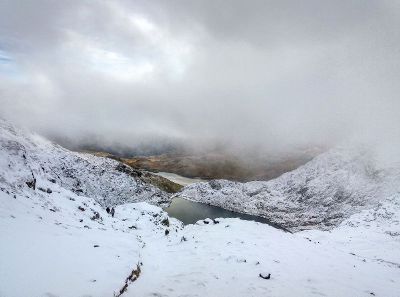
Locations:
1;1;399;157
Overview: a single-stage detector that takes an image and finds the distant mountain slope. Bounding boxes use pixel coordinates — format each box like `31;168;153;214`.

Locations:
120;150;316;182
180;146;400;231
0;119;170;207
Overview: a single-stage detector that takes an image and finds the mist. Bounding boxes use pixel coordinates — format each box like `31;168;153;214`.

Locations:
1;0;399;158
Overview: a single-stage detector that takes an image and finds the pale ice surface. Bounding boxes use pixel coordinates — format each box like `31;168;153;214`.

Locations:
153;171;204;186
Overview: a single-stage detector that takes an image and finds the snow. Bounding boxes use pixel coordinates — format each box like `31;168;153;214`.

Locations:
2;184;399;297
179;146;400;231
0;188;174;297
0;118;169;208
300;193;400;267
129;216;400;297
0;119;173;296
1;119;400;296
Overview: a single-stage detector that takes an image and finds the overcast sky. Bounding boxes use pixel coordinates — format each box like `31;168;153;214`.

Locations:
0;0;399;156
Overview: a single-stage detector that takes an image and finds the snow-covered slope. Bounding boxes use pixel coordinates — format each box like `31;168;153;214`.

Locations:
301;192;400;267
2;186;399;297
0;189;177;297
0;119;178;296
180;146;400;231
0;119;170;207
127;211;400;297
1;120;399;296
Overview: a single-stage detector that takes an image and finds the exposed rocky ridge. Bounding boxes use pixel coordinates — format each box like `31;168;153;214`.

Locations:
179;146;400;231
115;162;183;193
0;119;171;207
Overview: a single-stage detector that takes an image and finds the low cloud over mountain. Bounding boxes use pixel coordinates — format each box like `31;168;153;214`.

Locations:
1;1;399;158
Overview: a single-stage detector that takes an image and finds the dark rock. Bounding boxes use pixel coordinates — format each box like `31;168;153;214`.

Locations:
26;176;36;190
259;273;271;280
165;229;170;236
161;218;170;227
115;163;142;178
91;212;101;221
78;206;85;211
119;284;128;295
209;180;222;190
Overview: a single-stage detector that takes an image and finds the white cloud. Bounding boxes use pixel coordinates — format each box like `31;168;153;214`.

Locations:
0;0;399;155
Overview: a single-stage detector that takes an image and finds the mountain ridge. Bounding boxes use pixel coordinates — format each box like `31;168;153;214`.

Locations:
179;145;400;231
0;118;171;207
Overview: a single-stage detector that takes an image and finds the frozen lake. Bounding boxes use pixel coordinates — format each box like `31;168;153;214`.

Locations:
152;171;204;186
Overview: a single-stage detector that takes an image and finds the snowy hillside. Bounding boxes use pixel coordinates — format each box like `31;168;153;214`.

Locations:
0;119;176;296
180;146;400;231
1;120;399;296
2;183;399;297
0;119;170;207
0;189;177;297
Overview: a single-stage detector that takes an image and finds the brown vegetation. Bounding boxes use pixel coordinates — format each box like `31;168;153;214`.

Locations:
121;151;318;182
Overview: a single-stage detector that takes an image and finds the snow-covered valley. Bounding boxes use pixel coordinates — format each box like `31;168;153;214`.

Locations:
1;120;399;297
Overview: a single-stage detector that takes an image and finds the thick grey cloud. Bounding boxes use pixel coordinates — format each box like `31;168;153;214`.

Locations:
0;0;399;156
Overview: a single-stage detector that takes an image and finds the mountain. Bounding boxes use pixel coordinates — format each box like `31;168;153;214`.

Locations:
0;119;178;296
179;146;400;231
0;119;170;207
1;119;399;296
